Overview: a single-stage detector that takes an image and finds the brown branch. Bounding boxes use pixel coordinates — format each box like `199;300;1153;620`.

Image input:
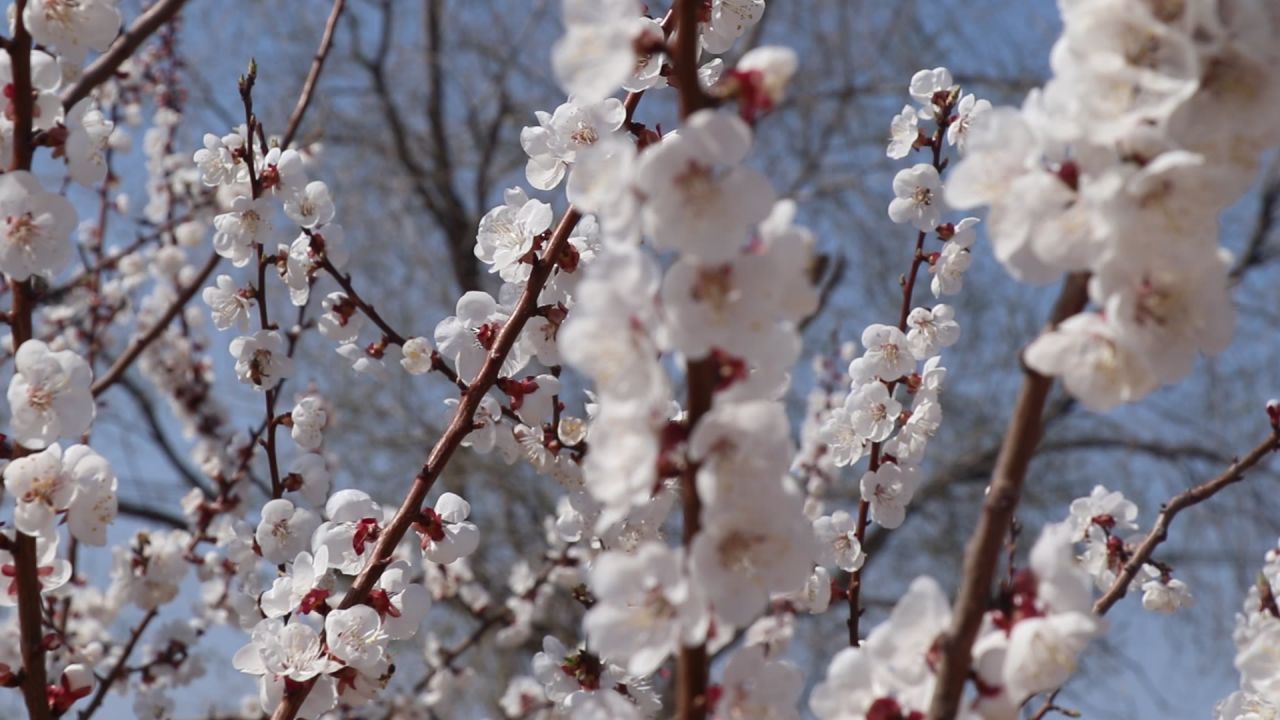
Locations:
268;208;584;720
61;0;190;110
318;257;407;345
116;499;188;530
675;358;715;720
926;272;1089;720
77;609;158;720
1029;689;1066;720
1014;432;1280;716
9;5;50;716
91;251;220;397
673;0;712;119
281;0;345;149
671;2;716;717
1093;432;1280;614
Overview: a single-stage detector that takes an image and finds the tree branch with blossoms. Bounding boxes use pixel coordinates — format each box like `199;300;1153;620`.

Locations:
6;2;1280;720
845;83;958;647
1094;430;1280;614
8;3;52;718
926;271;1089;718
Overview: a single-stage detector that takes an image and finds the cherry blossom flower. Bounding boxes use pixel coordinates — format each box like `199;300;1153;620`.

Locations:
256;498;320;565
691;488;816;627
718;644;804;720
396;337;432;375
1141;576;1192;614
818;407;868;468
474;188;553;282
65;100;115;186
1091;243;1235;385
5;443;74;538
50;663;95;714
25;0;121;65
905;303;960;360
193;133;245;187
810;576;954;719
734;46;799;117
583;543;707;676
232;618;341;716
635;109;775;263
7;339;95;449
931;217;978;297
908;66;955;114
0;170;76;281
1024;313;1157;412
701;0;764;54
63;444;118;546
531;636;655;718
213;196;274;267
1004;612;1102;702
1067;484;1138;538
860;462;919;530
552;0;647;102
326;605;387;673
887;163;945;232
202;274;255;332
286;453;332;507
314;489;382;575
230;330;294;389
948;93;992;152
283;181;336;228
317;292;362;344
858;324;915;382
290;395;328;451
260;548;332;618
845;381;901;443
416;493;480;565
522;98;626;190
373;561;432;640
886;104;919;159
813;511;866;572
112;530;189;610
434;291;531;383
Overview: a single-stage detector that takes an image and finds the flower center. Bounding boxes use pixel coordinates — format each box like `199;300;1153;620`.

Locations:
692;266;736;313
675;162;719;207
26;383;53;411
570;122;599;146
7;213;40;252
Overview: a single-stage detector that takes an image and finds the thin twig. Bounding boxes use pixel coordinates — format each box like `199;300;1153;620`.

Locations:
319;257;406;345
116;374;212;495
77;609;158;720
280;0;345;149
91;251;220;397
1094;432;1280;614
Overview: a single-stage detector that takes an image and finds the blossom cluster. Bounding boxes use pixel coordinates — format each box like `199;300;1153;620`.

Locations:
812;522;1105;719
948;0;1280;410
1218;540;1280;719
814;68;982;538
1066;484;1192;613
